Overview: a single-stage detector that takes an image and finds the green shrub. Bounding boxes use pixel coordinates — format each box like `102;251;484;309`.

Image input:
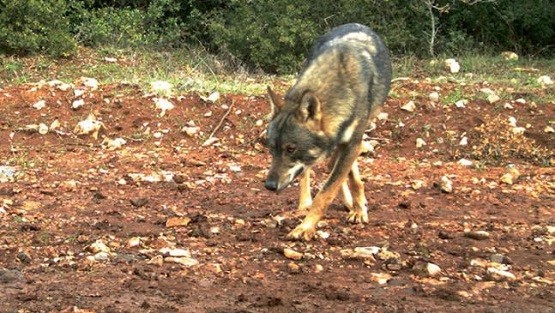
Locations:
0;0;76;57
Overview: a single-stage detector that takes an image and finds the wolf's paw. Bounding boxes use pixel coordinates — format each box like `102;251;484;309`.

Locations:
347;210;368;224
286;223;316;241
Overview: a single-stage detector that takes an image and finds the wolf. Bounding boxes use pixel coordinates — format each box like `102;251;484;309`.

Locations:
264;23;392;241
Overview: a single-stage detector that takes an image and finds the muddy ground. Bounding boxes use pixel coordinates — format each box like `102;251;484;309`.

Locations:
0;76;554;313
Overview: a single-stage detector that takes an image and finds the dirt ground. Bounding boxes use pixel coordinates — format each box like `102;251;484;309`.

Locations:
0;76;554;313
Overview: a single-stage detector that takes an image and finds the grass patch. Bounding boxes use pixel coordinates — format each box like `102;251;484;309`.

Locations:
1;48;554;102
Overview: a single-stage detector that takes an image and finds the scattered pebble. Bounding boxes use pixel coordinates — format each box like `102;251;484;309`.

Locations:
429;92;439;102
401;100;416;112
439;176;453;193
283;248;303;261
464;230;490;240
416;138;426;148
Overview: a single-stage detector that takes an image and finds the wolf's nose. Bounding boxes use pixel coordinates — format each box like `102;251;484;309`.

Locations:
264;180;278;191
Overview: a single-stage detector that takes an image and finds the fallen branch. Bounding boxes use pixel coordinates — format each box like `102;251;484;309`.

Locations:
203;100;235;146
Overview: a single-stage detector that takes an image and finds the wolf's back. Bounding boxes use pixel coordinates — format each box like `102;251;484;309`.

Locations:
294;23;392;112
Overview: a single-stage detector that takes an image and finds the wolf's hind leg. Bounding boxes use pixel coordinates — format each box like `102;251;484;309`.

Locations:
346;160;369;223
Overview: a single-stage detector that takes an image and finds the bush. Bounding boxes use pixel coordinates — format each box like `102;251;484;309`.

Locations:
0;0;76;57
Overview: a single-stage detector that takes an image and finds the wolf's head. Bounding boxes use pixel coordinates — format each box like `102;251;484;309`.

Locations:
264;87;331;192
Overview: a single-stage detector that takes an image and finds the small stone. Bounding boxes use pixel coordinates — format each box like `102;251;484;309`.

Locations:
439;176;453;193
166;217;191;228
126;237;141;248
147;255;164;266
486;267;516;281
287;262;301;274
314;264;324;273
160;248;191;257
416;138;426;148
17;251;32;264
459;136;468;146
458;158;473;167
376;112;388;121
401;100;416;112
487;94;500;104
544;126;554;133
94;251;110;261
411;180;425;190
255;119;264;127
464;230;490;240
444;58;460;73
283;248;303;261
501;51;518;60
376;249;400;261
87;240;111;253
429;92;440;102
38;123;49;135
72;99;85;110
455;99;468;108
413;262;441;277
165;256;199;267
537;75;553;86
32;100;46;110
153;98;174;117
368;272;392;285
130;198;148;207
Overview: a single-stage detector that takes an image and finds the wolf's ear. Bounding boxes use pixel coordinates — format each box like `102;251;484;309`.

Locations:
295;91;321;123
267;86;283;118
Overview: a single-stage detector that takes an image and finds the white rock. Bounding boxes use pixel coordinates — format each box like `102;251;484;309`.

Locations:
416;138;426;148
151;80;173;94
504;103;514;109
159;248;191;257
501;51;518;61
458;158;473;167
32;100;46;110
537;75;553;86
164;256;199;267
376;112;388;121
126;237;141;248
401;100;416;112
487;267;516;281
153;98;174;117
74;89;86;97
440;175;453;193
544;126;554;133
459;136;468;146
94;252;110;261
73;114;104;139
102;137;127;150
50;119;60;130
80;77;99;90
508;116;517;127
515;98;526;104
369;272;392;285
72;99;85;110
104;57;118;63
88;240;111;253
426;263;442;276
429;92;440;102
455;99;468;108
283;248;303;260
512;127;526;135
38;123;49;135
444;58;460;73
487;94;500;104
255;119;264;127
182;126;200;137
200;91;220;103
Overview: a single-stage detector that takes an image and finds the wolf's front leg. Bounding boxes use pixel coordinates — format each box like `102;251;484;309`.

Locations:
287;142;361;241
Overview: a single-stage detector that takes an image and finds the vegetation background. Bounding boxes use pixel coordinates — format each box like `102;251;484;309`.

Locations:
0;0;553;74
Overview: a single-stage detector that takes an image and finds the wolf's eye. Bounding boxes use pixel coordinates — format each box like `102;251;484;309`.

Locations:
285;144;296;154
